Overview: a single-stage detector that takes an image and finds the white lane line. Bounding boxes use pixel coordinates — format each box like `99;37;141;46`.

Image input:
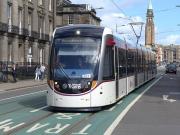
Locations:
0;84;47;94
104;76;162;135
117;101;123;105
169;92;180;95
106;106;116;112
72;124;92;135
0;90;47;102
30;105;48;112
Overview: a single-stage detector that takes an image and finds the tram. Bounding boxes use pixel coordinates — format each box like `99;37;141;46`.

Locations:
47;24;157;111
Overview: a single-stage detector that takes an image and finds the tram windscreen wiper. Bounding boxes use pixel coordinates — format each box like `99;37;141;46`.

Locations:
54;63;71;80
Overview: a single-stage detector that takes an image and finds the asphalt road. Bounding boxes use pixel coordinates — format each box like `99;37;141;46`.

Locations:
0;68;178;135
112;69;180;135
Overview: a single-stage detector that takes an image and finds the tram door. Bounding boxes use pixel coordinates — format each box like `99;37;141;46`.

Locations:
115;47;119;99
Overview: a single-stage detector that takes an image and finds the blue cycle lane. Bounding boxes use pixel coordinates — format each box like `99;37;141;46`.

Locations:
0;76;162;135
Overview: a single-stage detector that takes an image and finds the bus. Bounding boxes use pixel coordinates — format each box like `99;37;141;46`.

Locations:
47;24;156;111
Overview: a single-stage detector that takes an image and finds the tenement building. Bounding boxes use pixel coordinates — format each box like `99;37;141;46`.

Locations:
0;0;101;66
0;0;54;65
55;0;101;26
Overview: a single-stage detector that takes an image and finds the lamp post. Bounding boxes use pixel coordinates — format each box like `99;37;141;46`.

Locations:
129;22;144;45
94;7;104;10
128;22;144;86
116;24;126;32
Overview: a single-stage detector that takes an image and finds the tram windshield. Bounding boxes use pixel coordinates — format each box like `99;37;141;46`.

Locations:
53;37;101;80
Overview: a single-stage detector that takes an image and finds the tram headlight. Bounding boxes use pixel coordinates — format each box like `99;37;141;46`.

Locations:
91;80;97;89
48;80;54;90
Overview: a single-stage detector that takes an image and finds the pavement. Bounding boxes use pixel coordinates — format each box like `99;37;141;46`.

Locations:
0;79;47;91
0;65;164;92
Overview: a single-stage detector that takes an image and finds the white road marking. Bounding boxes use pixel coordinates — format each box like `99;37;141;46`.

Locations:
117;101;123;105
0;90;47;102
104;76;162;135
162;95;169;100
72;124;92;135
0;84;47;94
162;95;176;102
169;92;180;95
30;106;48;112
106;106;116;112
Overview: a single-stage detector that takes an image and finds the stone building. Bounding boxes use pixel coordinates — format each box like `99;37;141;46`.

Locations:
0;0;101;66
145;0;155;49
155;44;180;65
0;0;54;65
55;0;101;27
163;45;180;64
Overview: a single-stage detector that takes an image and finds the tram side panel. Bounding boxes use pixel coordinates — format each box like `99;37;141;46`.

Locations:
117;44;128;98
127;49;136;93
91;36;117;107
90;81;116;107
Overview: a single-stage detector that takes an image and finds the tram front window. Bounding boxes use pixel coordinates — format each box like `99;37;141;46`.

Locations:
52;37;101;94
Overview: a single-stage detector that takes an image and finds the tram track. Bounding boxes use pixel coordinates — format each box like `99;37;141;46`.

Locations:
0;101;46;116
0;91;46;106
5;111;54;135
61;112;97;135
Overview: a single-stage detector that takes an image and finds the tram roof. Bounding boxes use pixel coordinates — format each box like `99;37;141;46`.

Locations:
55;24;104;32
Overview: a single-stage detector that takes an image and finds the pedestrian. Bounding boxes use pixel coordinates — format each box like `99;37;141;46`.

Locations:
35;65;41;80
12;63;17;82
2;63;8;82
40;64;46;80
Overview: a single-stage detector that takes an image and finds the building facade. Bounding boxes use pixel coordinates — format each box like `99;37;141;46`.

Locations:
163;45;180;64
55;0;101;27
0;0;101;66
0;0;54;66
145;0;155;49
156;44;180;65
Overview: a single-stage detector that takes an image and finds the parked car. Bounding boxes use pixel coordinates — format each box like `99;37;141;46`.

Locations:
165;64;177;74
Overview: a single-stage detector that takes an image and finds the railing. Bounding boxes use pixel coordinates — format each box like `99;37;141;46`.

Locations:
0;21;50;42
0;22;8;33
0;61;46;82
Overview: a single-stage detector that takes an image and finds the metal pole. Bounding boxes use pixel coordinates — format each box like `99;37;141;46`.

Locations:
129;22;144;86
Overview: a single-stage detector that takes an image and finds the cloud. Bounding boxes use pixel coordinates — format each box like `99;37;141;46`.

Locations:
158;35;180;45
118;0;145;8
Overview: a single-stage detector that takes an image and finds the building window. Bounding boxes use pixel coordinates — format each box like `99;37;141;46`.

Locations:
8;44;13;62
7;4;12;32
49;20;53;40
18;8;22;35
28;12;32;36
39;16;45;39
68;14;74;24
39;48;44;64
38;0;43;6
49;0;52;11
28;46;32;65
39;17;42;39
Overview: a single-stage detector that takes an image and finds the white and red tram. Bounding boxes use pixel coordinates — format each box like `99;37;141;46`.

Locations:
47;25;156;111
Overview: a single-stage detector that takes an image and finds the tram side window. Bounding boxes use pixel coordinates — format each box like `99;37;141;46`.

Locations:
119;48;126;78
127;50;135;76
103;47;115;80
137;50;143;73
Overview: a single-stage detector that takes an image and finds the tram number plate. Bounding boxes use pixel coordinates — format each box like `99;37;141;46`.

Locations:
68;84;81;89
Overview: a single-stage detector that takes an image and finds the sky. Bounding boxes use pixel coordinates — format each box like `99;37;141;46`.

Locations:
71;0;180;45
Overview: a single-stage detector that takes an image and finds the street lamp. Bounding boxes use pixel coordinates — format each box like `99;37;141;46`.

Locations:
94;7;104;10
116;24;126;32
129;22;144;45
116;16;132;21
